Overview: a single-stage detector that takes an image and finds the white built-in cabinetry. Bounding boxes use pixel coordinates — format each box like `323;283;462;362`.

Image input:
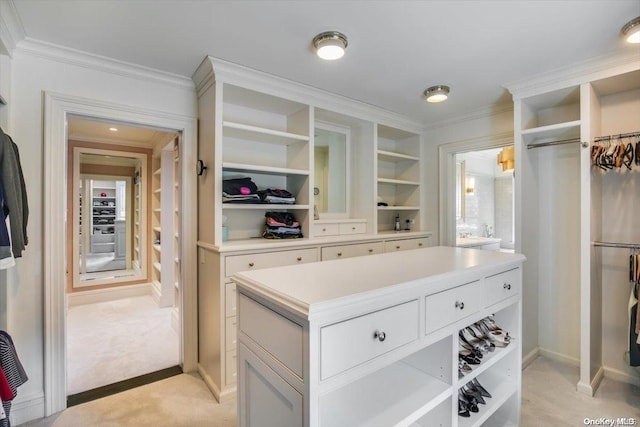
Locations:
234;247;524;427
90;181;117;253
193;57;432;401
511;63;640;395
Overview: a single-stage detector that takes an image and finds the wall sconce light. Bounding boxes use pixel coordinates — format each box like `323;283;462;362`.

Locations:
621;17;640;43
465;177;475;195
497;146;515;173
313;31;348;60
423;85;450;103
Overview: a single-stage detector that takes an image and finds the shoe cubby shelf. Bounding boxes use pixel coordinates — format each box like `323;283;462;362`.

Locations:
234;247;524;427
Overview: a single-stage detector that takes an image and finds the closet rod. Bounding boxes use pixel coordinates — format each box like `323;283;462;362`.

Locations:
527;137;589;150
592;241;640;249
593;131;640;143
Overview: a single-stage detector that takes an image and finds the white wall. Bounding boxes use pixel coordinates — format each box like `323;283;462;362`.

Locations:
3;44;195;423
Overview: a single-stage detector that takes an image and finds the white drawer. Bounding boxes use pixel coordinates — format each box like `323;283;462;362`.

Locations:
384;237;430;252
225;248;318;277
485;267;520;306
425;280;483;334
225;281;236;317
338;222;366;235
481;242;501;251
320;299;419;380
321;241;384;261
239;293;303;378
225;349;237;386
313;223;340;237
226;316;237;349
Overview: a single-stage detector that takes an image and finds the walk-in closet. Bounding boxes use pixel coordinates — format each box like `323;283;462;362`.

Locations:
513;66;640;395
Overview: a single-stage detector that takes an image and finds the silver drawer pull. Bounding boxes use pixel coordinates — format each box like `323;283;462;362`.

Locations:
337;252;342;257
248;262;255;267
373;330;386;342
297;257;302;261
455;301;465;310
503;283;511;290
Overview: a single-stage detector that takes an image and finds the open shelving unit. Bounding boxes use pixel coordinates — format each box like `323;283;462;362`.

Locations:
90;182;117;253
151;158;162;293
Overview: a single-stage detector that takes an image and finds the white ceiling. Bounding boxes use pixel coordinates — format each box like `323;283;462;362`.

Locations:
68;115;177;148
10;0;640;124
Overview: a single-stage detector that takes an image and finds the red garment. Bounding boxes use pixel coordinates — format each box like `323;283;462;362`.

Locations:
0;368;13;401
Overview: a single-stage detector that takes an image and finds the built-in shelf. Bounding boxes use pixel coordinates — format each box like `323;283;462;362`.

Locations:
458;379;518;427
153;227;161;233
377;149;420;162
222;204;310;210
153;244;161;253
378;178;420;186
222;162;309;176
154;168;161;175
153;262;162;273
223;120;309;145
378;206;420;211
521;120;581;144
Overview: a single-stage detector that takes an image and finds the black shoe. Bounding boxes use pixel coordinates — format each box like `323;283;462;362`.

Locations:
471;378;492;398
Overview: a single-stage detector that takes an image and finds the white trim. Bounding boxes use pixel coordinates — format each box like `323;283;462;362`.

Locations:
16;38;193;89
522;346;540;370
603;366;640;388
0;0;25;57
9;391;44;426
506;49;640;100
437;132;514;246
425;103;513;131
538;347;580;367
44;91;198;416
67;283;151;307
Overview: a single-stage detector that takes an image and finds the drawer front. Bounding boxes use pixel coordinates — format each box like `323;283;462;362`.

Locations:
321;241;384;261
225;248;318;277
484;267;521;306
384;237;430;252
225;349;237;386
239;294;303;378
225;281;237;317
338;222;366;235
320;299;419;380
481;242;501;251
313;223;340;237
425;281;483;334
226;316;237;349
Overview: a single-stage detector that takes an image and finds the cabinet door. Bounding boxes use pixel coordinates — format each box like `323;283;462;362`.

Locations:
238;343;303;427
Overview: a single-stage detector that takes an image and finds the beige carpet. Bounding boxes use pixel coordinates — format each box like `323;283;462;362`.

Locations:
67;295;179;395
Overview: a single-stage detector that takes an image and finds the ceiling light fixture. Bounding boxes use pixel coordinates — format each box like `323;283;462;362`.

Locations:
621;16;640;43
423;85;450;103
313;31;348;60
109;127;118;132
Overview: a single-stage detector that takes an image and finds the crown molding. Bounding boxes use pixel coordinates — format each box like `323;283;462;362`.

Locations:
0;0;26;56
14;37;195;90
423;102;514;132
505;49;640;100
194;56;423;134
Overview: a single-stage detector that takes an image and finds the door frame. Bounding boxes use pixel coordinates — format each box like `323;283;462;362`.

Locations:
438;132;514;246
43;92;198;415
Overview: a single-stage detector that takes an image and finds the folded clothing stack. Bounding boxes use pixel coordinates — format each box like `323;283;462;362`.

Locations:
222;177;261;203
258;188;296;204
263;211;303;239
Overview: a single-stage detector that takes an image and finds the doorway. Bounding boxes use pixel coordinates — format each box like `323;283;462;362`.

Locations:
65;116;182;400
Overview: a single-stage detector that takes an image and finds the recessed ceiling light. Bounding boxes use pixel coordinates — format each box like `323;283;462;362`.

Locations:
423;85;450;103
621;16;640;43
109;127;118;132
312;31;348;60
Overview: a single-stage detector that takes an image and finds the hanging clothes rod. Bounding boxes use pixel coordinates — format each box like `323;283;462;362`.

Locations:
592;241;640;249
527;137;589;150
594;131;640;143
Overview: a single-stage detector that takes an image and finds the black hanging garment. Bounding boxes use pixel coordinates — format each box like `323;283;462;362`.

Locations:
0;128;29;258
0;331;28;427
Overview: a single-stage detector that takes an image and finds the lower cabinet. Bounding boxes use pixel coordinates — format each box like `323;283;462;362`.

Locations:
234;249;523;426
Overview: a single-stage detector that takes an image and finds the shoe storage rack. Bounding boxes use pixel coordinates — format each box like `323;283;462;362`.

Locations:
233;246;524;427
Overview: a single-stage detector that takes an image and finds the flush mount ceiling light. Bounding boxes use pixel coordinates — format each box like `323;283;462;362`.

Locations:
313;31;348;60
108;127;118;132
621;16;640;43
423;85;450;103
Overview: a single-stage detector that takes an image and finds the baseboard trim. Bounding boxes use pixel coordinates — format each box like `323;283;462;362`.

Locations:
603;366;640;388
67;365;182;407
67;282;151;306
9;391;45;425
522;347;540;369
198;364;221;402
538;347;580;367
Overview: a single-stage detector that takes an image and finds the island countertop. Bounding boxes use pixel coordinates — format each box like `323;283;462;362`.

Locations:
232;246;525;319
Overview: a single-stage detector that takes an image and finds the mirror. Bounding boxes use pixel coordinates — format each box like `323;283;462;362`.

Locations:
314;124;349;216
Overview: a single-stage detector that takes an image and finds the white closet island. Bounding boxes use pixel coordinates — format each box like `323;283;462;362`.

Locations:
233;246;525;427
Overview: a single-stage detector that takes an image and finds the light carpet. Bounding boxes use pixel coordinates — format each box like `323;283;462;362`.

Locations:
67;295;179;395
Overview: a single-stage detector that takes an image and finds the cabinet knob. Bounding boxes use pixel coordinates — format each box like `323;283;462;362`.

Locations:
248;262;254;268
396;245;401;249
296;257;302;262
418;243;423;247
352;226;356;230
337;252;342;257
368;249;373;253
455;301;465;310
373;330;386;342
322;228;326;232
504;283;511;290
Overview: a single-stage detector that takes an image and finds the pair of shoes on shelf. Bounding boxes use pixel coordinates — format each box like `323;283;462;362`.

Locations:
461;326;495;354
458;378;492;418
476;316;511;347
